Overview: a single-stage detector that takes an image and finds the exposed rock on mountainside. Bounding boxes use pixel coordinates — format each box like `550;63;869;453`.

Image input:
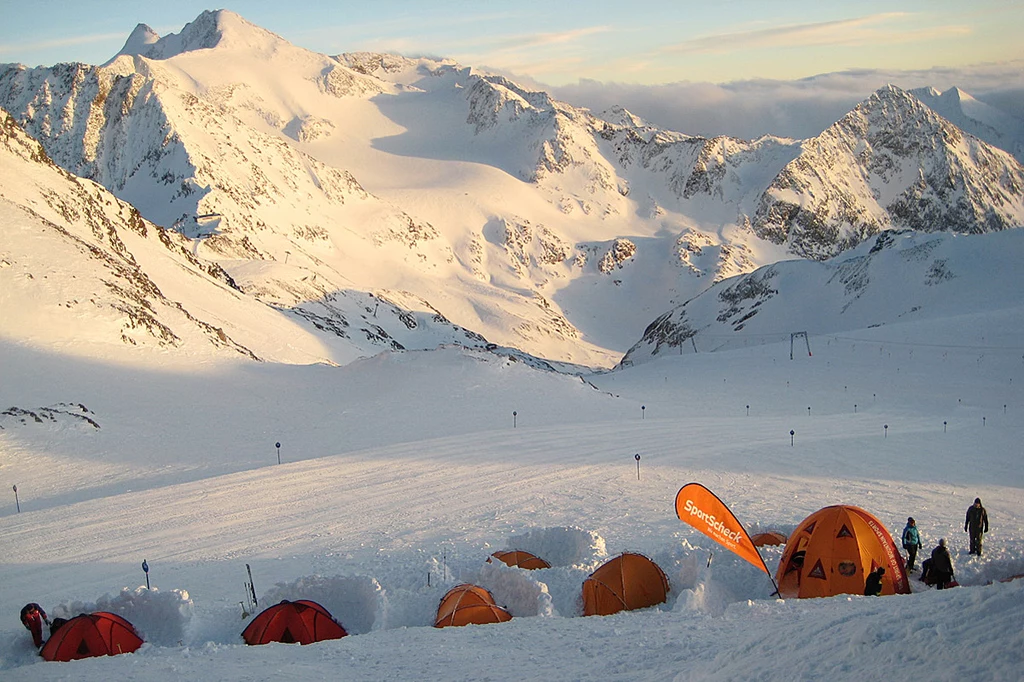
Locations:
0;108;488;364
752;85;1024;260
0;107;258;358
2;9;1024;367
619;229;1024;366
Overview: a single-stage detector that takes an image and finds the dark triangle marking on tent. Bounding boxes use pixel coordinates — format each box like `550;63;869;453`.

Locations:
77;639;91;656
836;524;854;538
807;559;827;580
281;628;295;644
804;521;817;535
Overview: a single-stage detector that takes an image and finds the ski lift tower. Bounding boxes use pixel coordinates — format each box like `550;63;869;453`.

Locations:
790;331;812;360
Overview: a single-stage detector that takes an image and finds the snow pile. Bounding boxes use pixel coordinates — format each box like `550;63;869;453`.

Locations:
50;587;193;647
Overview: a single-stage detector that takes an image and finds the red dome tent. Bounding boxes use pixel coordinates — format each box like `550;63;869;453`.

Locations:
490;550;552;570
434;584;512;628
40;612;144;662
581;552;670;616
776;505;910;598
242;600;348;645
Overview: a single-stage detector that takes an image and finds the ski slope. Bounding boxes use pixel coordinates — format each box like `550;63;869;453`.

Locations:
2;304;1023;680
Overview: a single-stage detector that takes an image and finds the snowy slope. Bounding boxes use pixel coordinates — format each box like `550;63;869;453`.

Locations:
1;10;1022;682
620;229;1024;365
1;302;1022;680
3;11;1023;368
753;85;1024;260
912;86;1024;164
0;107;506;366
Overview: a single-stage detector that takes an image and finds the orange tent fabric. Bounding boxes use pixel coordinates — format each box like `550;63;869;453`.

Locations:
490;550;552;570
751;531;788;547
581;552;670;616
776;505;910;599
40;612;144;662
242;599;347;645
434;584;512;628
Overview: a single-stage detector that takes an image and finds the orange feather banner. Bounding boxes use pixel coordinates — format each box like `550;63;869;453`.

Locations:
674;482;777;587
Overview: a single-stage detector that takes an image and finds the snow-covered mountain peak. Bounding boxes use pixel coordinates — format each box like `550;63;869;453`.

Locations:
596;105;649;129
751;84;1024;259
911;85;1024;163
110;23;161;61
3;12;1024;368
119;9;288;61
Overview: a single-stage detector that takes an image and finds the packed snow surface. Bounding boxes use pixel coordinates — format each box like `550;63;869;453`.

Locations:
2;304;1023;680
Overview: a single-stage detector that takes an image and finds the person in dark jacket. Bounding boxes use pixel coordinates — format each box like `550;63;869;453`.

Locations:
20;603;49;648
49;617;68;637
902;517;923;571
920;557;933;584
930;538;955;589
864;567;886;596
964;498;989;556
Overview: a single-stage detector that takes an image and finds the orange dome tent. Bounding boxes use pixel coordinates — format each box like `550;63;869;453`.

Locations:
40;612;144;662
434;584;512;628
581;552;670;616
776;505;909;599
490;550;552;570
751;531;788;547
242;599;348;645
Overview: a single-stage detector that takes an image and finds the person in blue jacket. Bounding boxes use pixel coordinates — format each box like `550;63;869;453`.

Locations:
902;517;923;571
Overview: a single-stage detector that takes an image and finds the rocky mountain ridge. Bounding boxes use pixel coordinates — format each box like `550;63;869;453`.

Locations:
1;9;1022;367
619;228;1024;367
0;108;489;365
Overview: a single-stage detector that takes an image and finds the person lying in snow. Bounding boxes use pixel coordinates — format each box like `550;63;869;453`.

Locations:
20;603;49;648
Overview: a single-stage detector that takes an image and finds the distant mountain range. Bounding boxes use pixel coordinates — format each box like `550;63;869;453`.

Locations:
1;9;1022;368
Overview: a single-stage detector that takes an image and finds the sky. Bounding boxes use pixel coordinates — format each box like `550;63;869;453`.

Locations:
2;1;1022;87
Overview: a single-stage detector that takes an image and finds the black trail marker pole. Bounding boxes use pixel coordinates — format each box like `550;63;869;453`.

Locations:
944;420;947;433
635;454;641;480
275;442;281;465
790;430;795;446
13;484;19;513
246;564;258;608
641;405;646;420
746;405;750;416
142;560;150;590
884;424;888;438
513;411;517;428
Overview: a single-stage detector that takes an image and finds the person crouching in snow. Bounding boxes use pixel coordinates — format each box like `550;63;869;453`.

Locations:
902;517;923;571
864;567;885;596
930;538;956;589
20;603;49;648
